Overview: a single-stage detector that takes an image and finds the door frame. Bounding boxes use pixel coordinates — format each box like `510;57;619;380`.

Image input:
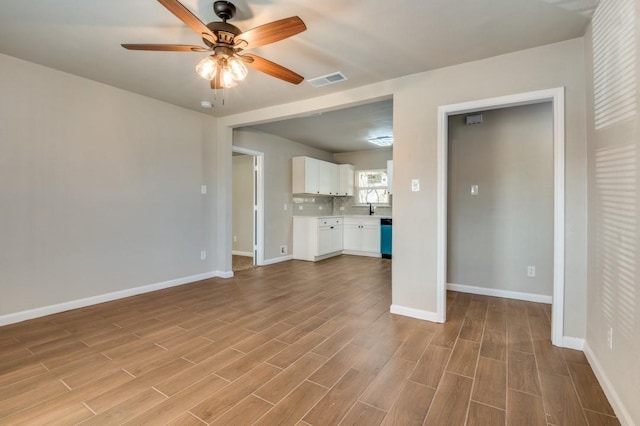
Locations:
436;87;565;346
232;146;265;266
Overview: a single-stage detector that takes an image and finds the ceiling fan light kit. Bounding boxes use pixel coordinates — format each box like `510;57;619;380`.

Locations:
122;0;306;90
195;55;247;87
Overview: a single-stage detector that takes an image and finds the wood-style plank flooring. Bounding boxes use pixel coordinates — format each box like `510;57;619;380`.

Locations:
0;256;619;425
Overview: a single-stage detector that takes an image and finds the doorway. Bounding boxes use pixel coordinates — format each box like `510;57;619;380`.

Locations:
447;103;554;300
232;146;264;271
437;88;566;346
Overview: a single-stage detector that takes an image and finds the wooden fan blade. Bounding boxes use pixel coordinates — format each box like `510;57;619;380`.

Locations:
122;44;208;52
157;0;215;39
236;16;306;49
243;54;303;84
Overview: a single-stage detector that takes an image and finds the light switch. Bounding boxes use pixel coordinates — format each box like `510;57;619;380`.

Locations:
411;179;420;192
471;185;479;195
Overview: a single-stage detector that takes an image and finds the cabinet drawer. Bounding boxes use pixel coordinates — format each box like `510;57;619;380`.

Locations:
318;217;342;226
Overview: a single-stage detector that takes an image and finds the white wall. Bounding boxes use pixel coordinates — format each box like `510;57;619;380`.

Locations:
392;38;587;339
0;53;218;319
232;154;253;255
447;103;554;296
217;37;587;341
232;128;334;261
584;0;640;423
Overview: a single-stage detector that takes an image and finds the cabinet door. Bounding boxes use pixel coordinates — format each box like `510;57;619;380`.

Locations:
318;161;338;195
361;223;381;253
292;156;320;194
305;157;320;194
338;164;354;196
331;225;343;253
343;223;360;250
318;226;332;255
327;162;339;195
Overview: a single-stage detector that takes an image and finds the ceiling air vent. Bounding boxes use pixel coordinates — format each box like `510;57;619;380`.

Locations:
307;72;348;88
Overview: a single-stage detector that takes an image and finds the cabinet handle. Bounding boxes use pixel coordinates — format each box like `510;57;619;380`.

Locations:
330;226;334;229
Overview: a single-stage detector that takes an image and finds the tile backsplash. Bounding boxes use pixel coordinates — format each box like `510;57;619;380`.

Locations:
291;196;334;216
292;195;392;217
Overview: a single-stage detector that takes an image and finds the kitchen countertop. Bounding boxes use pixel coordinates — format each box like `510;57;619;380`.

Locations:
293;215;392;219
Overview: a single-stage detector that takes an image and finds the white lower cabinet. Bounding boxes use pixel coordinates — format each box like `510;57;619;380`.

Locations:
318;218;343;255
342;217;381;257
293;217;343;261
293;216;381;261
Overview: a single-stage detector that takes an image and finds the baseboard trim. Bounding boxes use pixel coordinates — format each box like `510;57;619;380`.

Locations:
342;250;382;258
390;304;442;323
232;251;253;257
562;336;585;350
583;342;634;426
0;271;226;327
216;271;234;279
261;255;293;266
447;283;553;304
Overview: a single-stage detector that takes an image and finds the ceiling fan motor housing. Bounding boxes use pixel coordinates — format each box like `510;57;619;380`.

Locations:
213;1;236;21
204;21;241;49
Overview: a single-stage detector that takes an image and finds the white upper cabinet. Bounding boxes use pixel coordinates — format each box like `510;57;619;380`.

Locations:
292;156;342;195
318;161;338;195
338;164;355;196
292;156;319;194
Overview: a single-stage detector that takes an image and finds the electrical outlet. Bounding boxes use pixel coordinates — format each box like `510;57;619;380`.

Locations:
527;266;536;277
607;327;613;350
201;185;207;195
284;203;288;211
280;245;288;255
340;206;345;211
200;251;206;260
233;235;237;243
471;185;479;195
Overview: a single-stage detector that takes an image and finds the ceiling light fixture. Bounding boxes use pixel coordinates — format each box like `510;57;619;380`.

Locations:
367;136;394;147
196;55;247;88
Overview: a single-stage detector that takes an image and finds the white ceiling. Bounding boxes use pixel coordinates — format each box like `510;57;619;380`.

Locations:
248;99;393;153
0;0;591;120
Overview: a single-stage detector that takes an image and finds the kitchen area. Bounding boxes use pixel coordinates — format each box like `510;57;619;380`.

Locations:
233;98;393;267
291;155;392;262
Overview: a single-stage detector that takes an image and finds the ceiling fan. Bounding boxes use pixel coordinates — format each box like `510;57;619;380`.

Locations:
122;0;306;89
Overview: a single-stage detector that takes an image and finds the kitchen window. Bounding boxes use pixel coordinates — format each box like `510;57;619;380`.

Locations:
356;169;389;204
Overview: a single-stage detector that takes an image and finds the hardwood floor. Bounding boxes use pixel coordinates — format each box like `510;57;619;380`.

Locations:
0;256;619;425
